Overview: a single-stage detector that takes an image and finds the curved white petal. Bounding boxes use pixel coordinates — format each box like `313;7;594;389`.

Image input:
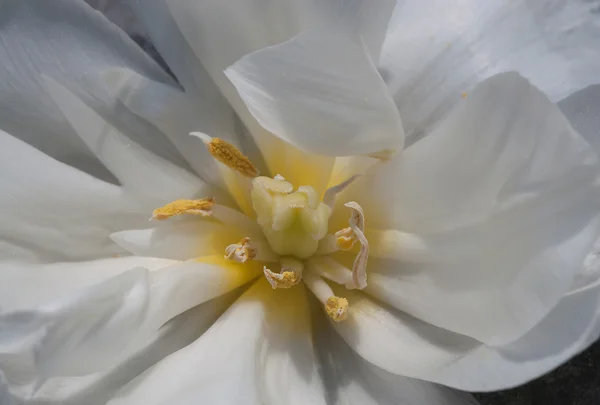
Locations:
148;0;393;184
311;303;479;405
42;77;213;206
110;222;230;261
0;256;175;312
226;29;404;156
0;0;182;174
0;258;258;386
101;68;236;187
0;131;144;261
351;73;600;345
558;84;600;158
5;292;235;405
381;0;600;140
328;287;477;381
425;277;600;391
108;279;326;405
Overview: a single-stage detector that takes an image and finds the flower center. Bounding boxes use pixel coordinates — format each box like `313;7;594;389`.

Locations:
151;135;371;322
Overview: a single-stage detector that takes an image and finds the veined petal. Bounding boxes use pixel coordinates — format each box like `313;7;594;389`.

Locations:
311;302;479;405
328;287;477;381
42;77;213;206
108;279;326;405
226;29;404;157
0;0;182;174
0;258;258;386
0;131;143;261
351;73;600;345
381;0;600;140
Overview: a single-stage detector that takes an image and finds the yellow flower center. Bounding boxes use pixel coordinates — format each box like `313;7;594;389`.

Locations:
152;135;371;322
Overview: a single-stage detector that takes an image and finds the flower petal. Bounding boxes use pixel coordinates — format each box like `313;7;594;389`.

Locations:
558;84;600;158
101;68;237;187
426;277;600;391
381;0;600;140
328;287;477;381
226;29;404;156
108;279;326;405
0;0;182;173
0;256;175;312
352;73;600;345
0;131;144;261
0;258;258;385
110;221;231;261
153;0;394;183
4;293;235;404
311;301;479;405
42;77;213;206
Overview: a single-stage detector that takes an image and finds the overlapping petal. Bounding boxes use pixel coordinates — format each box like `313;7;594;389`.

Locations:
347;73;600;346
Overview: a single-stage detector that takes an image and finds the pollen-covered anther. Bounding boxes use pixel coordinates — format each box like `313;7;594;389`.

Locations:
191;132;259;178
325;296;349;322
151;198;215;220
335;227;356;250
224;237;257;263
263;267;299;289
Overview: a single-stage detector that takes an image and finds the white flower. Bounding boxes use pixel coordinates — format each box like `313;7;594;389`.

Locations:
1;0;600;404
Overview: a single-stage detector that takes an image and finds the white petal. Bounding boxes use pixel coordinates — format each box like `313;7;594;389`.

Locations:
110;222;229;261
5;292;235;404
0;0;181;173
226;29;404;156
558;84;600;158
426;278;600;391
352;73;600;345
0;131;144;261
380;0;600;140
0;259;258;384
42;77;213;205
0;256;175;312
328;287;477;381
101;68;236;187
159;0;393;182
108;279;326;405
311;303;479;405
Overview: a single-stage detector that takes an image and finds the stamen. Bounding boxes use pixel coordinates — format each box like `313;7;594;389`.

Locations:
337;202;369;290
322;175;359;209
307;256;353;287
224;237;256;263
263;258;303;289
151;198;214;220
303;271;349;322
191;132;259;178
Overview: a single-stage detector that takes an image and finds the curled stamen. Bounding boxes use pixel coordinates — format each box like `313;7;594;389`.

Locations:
338;202;369;290
303;271;349;322
151;198;214;220
224;237;257;263
191;132;259;178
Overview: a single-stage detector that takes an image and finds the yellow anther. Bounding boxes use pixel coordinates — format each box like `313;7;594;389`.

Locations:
152;198;214;220
206;137;259;178
224;237;257;263
263;267;299;289
335;227;356;250
325;296;349;322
